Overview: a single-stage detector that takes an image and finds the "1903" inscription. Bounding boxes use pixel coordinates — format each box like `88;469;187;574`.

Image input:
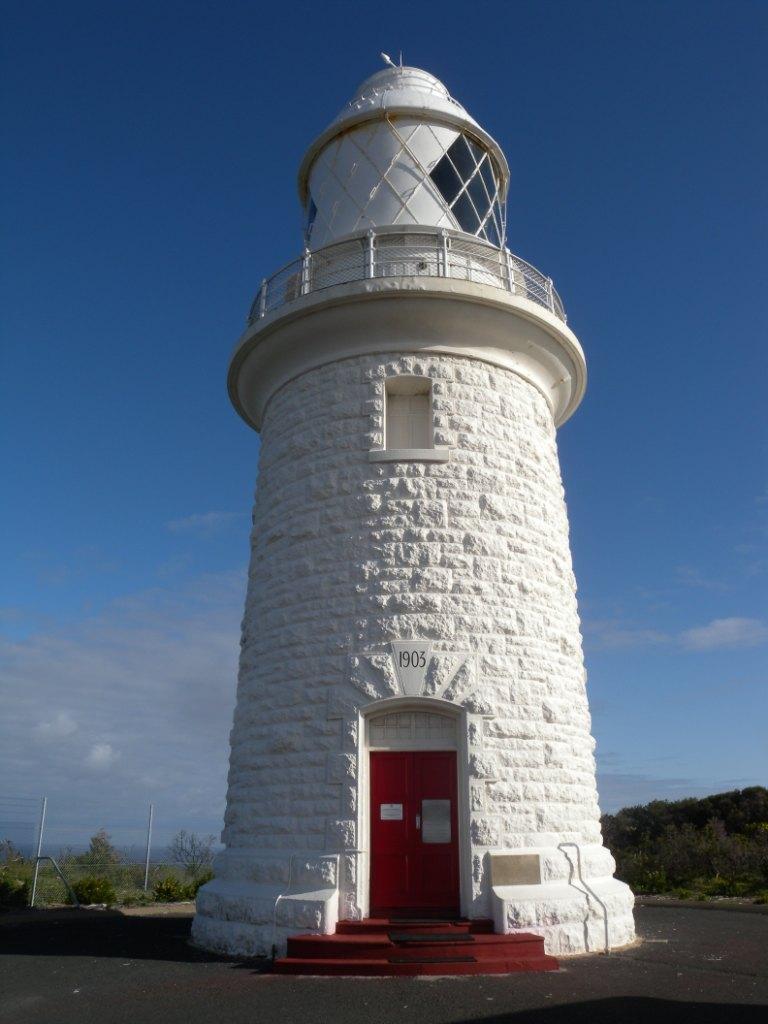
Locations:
397;649;427;669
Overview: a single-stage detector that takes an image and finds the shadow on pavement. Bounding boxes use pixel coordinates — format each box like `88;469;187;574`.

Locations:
455;998;766;1024
0;908;267;968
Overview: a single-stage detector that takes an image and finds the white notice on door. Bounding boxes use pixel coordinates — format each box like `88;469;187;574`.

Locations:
380;803;403;821
421;799;451;843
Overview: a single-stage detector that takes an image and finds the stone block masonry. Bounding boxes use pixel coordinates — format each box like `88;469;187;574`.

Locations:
192;351;635;957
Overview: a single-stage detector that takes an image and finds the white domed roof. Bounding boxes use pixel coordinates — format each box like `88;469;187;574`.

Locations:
298;64;509;207
336;66;470;126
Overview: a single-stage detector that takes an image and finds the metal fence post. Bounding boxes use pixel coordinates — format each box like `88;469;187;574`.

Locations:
30;796;47;907
259;278;267;318
546;276;554;312
143;803;154;891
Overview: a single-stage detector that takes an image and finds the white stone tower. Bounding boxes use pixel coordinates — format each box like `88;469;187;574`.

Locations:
193;63;635;958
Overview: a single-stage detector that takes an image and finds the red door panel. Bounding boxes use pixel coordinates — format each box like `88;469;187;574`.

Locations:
370;750;459;915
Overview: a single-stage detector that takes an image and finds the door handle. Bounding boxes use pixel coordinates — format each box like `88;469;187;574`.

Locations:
416;815;421;829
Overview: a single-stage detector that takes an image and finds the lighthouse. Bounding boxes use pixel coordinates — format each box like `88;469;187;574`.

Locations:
193;63;636;964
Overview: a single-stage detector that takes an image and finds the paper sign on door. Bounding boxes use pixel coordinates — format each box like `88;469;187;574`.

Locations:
380;803;403;820
421;799;451;843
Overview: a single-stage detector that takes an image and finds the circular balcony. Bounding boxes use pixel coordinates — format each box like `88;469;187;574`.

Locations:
247;226;566;326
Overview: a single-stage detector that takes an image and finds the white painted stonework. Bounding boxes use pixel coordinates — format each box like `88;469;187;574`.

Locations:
192;65;635;958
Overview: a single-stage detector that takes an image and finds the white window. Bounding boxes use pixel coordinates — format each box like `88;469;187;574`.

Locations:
368;711;457;748
385;376;432;451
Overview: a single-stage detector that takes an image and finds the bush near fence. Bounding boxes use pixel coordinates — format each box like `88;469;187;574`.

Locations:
0;828;215;909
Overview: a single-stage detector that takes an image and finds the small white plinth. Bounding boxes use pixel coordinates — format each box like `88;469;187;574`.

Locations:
192;877;339;958
493;877;636;955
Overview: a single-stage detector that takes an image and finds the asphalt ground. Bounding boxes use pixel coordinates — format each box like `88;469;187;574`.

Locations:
1;904;766;1024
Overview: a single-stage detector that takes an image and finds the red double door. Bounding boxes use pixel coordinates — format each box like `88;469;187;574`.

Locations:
370;751;460;916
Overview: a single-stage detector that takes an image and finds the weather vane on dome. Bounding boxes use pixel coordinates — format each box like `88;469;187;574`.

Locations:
380;51;404;69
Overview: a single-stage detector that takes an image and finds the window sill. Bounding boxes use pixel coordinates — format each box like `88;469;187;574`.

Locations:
368;448;451;463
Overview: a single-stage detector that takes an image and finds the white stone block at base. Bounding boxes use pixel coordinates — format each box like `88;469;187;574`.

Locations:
192;877;339;957
492;874;636;955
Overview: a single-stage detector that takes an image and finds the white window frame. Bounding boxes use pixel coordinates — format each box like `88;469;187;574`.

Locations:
369;374;451;463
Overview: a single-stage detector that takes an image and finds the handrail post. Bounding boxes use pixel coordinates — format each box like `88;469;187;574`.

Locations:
546;276;555;313
259;278;267;318
440;228;449;277
301;249;312;295
505;249;515;294
366;229;376;279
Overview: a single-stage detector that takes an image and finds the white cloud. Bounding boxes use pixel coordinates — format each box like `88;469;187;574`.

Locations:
0;569;245;846
85;743;118;770
595;771;763;813
583;619;670;651
585;614;768;653
673;565;728;591
680;617;768;651
33;711;77;740
165;511;246;535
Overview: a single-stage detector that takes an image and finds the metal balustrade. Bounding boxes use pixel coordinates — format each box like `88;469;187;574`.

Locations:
247;227;567;325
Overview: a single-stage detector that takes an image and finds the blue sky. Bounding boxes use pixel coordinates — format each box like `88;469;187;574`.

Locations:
2;0;766;849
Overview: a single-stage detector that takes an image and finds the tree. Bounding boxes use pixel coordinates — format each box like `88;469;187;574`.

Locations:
168;831;216;877
0;839;23;864
601;787;768;895
80;828;121;866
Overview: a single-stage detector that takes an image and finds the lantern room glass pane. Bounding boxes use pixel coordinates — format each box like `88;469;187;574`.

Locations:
479;157;497;200
467;174;491;221
429;133;503;243
452;191;481;233
466;137;485;165
430;155;463;205
305;197;317;238
448;135;476;180
482;217;500;247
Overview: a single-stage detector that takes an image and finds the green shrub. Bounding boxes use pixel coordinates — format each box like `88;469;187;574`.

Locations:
752;890;768;905
120;891;154;907
698;875;751;898
633;869;668;894
153;875;188;902
0;870;29;909
672;888;693;900
71;876;117;905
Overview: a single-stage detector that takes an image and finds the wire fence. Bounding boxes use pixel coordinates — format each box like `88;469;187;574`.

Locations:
0;796;217;908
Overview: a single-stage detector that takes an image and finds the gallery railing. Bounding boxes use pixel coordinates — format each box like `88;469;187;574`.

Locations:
247;226;567;325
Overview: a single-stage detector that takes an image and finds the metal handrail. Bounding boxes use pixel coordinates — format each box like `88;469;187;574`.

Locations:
557;842;610;955
247;226;567;326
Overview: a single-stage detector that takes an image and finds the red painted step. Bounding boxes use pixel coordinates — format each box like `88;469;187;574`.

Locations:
335;917;494;935
273;918;558;976
286;933;550;961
